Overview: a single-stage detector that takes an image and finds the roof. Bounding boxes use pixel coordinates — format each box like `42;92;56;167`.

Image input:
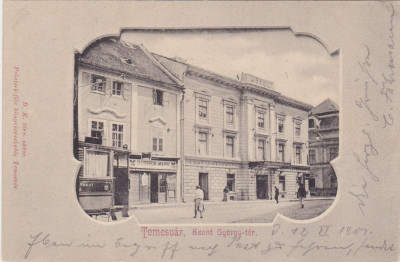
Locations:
77;37;180;86
311;98;339;115
151;53;188;82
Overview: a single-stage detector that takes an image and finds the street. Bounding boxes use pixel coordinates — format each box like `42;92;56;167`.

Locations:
93;199;334;224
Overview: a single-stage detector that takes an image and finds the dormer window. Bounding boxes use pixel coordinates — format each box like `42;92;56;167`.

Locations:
309;119;315;128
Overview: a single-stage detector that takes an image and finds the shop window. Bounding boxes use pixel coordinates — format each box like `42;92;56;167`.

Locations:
309;149;316;164
257;111;265;129
112;81;123;96
91;75;106;93
227;174;235;192
330;147;338;160
278;143;285;162
91;120;104;144
159;174;167;193
198;132;208;155
111;123;124;148
153;89;164;106
226;136;235;158
295;146;302;164
199;99;208;120
226;106;234;125
278;119;284;133
330;174;337;188
257;139;266;160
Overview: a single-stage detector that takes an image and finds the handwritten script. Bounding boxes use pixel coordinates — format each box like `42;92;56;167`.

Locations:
350;2;396;215
24;225;396;260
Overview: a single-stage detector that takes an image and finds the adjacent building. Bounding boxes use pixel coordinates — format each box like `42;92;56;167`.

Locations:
74;36;317;212
308;99;339;196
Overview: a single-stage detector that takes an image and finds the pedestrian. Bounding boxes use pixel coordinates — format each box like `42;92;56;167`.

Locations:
194;185;204;218
297;182;306;208
223;186;229;202
274;186;279;204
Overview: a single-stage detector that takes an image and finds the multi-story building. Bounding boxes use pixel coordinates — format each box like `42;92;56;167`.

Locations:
74;37;184;213
74;36;315;213
308;99;339;196
153;52;313;201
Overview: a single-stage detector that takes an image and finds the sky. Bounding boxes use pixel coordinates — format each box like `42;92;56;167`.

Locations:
122;29;339;107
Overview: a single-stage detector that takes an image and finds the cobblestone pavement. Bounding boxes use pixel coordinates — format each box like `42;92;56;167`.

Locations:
90;199;334;223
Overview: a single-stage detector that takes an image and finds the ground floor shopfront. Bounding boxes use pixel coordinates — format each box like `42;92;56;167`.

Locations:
182;157;310;202
128;158;179;205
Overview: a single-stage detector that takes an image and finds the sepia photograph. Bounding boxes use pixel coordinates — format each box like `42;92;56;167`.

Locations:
74;29;339;223
3;2;399;261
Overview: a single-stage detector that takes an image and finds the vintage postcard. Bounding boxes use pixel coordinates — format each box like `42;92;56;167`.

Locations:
2;1;399;261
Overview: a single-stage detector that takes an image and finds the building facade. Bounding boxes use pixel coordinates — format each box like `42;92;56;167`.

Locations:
308;99;339;196
74;36;315;211
74;37;184;212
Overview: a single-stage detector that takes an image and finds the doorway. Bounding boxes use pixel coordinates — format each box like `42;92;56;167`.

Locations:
256;175;269;199
114;168;129;206
150;173;158;203
199;173;209;200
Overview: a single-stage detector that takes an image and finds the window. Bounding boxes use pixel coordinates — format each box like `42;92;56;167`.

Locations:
278;143;285;161
112;123;124;148
330;174;337;188
257;111;265;129
199;99;208;119
198;132;208;155
159;174;167;193
226;136;235;158
112;81;123;96
153;89;164;106
329;147;338;160
309;119;315;128
152;127;163;152
295;146;302;164
295;123;301;137
227;174;235;192
257;139;266;160
279;176;286;191
91;75;106;93
226;106;234;124
278;119;284;133
309;149;316;164
91;120;104;142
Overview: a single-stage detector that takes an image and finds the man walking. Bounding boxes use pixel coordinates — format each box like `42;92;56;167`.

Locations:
274;186;279;204
194;185;204;218
297;182;306;208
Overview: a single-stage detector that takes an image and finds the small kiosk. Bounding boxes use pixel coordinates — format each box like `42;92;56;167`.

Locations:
77;141;130;220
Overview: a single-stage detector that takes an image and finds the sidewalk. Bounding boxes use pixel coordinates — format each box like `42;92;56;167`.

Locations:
130;197;335;210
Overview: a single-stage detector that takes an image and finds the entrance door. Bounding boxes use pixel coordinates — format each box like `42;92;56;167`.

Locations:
256;175;269;199
150;173;158;203
199;173;209;200
114;168;129;206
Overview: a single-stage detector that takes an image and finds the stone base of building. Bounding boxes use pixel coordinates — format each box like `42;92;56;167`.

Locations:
183;158;310;202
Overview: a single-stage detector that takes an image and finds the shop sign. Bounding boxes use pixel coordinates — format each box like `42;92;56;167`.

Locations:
129;159;177;170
